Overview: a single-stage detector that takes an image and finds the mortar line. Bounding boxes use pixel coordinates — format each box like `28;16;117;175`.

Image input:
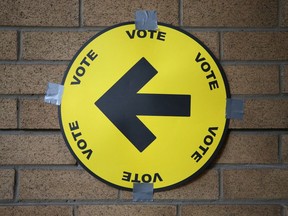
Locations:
283;205;287;216
179;0;183;26
1;26;288;32
212;163;288;170
5;164;285;171
278;0;282;28
219;32;223;61
221;60;288;65
181;27;288;32
2;92;288;100
0;165;80;170
219;168;224;201
73;205;78;216
79;0;84;28
0;129;287;135
16;97;20;129
278;134;283;163
17;30;22;61
0;60;288;65
13;168;19;203
0;60;70;65
0;130;61;135
0;27;105;32
0;199;288;206
0;95;46;99
176;204;181;216
280;64;285;94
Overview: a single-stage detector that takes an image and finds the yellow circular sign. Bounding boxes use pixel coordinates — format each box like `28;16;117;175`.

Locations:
59;22;230;191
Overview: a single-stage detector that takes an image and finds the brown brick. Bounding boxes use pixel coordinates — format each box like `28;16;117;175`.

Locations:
181;205;281;216
280;0;288;27
0;0;78;27
282;135;288;164
0;99;17;129
224;65;279;95
0;134;75;165
120;170;218;200
19;170;118;200
0;31;17;60
217;133;278;164
0;65;66;94
22;32;95;60
183;0;278;27
0;169;14;200
19;99;59;129
0;206;72;216
83;0;179;26
223;169;288;199
282;65;288;93
230;99;288;129
223;32;288;61
190;32;219;58
78;205;176;216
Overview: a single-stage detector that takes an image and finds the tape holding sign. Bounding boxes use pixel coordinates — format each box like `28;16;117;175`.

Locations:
59;22;231;191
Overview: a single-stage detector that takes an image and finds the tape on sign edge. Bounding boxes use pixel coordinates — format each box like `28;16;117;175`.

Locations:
44;82;64;106
135;10;158;30
226;98;244;119
133;183;154;202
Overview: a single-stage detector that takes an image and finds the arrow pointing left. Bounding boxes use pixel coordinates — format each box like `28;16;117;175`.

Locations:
95;57;191;152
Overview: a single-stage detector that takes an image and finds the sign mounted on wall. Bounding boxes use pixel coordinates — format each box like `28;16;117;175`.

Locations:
59;22;230;191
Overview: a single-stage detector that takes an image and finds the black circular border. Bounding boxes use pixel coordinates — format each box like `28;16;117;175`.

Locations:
58;22;230;192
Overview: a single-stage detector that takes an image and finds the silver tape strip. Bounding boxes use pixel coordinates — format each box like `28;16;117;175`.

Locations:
44;83;64;106
226;98;244;119
135;10;158;30
133;183;154;202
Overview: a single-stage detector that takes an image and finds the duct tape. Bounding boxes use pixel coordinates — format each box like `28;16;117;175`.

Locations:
133;183;154;202
44;82;64;106
135;10;158;30
226;98;244;119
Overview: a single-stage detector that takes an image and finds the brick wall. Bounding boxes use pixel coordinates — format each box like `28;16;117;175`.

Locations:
0;0;287;215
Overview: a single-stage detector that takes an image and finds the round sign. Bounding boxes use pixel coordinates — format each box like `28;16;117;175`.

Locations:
59;22;230;191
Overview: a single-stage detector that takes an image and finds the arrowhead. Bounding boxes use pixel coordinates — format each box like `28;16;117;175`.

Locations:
95;58;157;152
96;57;191;152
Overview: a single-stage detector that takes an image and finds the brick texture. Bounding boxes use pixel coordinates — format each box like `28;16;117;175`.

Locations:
230;99;288;129
280;0;288;27
282;135;288;164
191;32;219;58
223;169;288;199
223;32;288;61
0;0;287;213
78;205;176;216
0;65;65;94
0;134;75;165
22;32;95;60
0;169;14;200
83;0;179;26
183;0;278;27
0;206;72;216
120;170;219;200
19;169;118;200
181;205;281;216
19;99;59;129
217;133;278;164
0;99;17;129
0;31;17;60
0;0;78;27
224;65;279;95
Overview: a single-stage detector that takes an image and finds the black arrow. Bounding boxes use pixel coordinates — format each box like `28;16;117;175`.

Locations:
95;57;191;152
